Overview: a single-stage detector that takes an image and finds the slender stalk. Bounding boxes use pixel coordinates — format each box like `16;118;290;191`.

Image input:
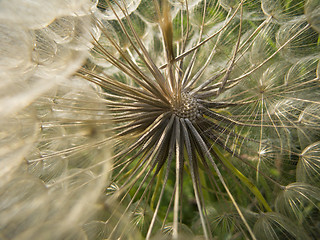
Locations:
212;145;272;212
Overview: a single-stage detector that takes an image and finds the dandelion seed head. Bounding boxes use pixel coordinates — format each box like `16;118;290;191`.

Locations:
77;0;320;238
1;0;320;239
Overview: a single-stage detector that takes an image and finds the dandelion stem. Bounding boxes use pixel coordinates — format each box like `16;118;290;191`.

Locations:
211;145;272;212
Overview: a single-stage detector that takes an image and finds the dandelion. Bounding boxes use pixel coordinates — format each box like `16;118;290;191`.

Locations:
76;0;320;239
1;0;320;239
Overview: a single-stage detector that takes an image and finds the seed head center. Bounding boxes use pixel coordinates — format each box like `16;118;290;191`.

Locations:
172;92;199;121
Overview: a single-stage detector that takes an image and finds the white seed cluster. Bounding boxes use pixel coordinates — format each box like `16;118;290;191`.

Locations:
172;92;199;121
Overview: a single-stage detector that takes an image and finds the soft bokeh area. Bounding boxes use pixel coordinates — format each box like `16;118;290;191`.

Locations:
0;1;116;239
